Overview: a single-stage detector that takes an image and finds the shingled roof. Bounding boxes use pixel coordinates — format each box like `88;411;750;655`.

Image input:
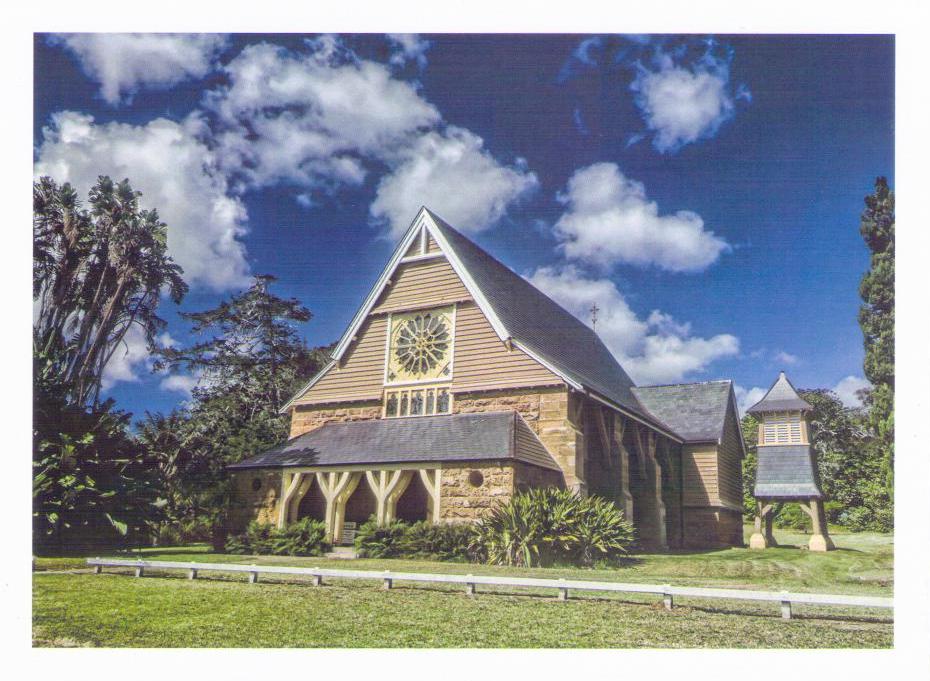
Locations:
425;209;666;432
228;411;561;471
746;371;812;414
754;444;824;499
632;380;735;443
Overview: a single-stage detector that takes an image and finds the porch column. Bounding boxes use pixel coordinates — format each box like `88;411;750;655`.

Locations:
278;472;304;529
419;468;443;523
315;471;360;543
366;470;413;526
384;471;414;522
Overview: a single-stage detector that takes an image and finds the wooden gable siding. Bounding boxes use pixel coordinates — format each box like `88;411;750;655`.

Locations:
716;405;744;508
294;315;388;404
426;233;440;252
294;255;563;408
451;302;562;393
371;257;471;315
682;444;720;507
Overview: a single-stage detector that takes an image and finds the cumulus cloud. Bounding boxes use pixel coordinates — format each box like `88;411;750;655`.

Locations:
833;375;871;408
159;373;201;395
553;162;729;272
774;350;800;366
371;127;539;237
202;39;441;191
35;111;251;291
100;325;152;391
734;384;768;416
52;33;228;106
528;266;739;385
630;39;748;153
387;34;431;68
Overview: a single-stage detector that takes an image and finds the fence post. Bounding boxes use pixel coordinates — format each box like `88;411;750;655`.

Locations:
557;578;568;601
93;559;102;575
188;568;198;580
663;585;674;611
465;575;475;596
383;571;393;590
134;566;144;578
248;566;258;584
311;569;322;587
780;592;792;620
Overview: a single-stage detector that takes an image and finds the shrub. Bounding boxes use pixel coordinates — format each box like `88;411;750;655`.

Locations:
472;487;635;568
773;504;810;531
397;521;474;561
354;519;409;558
223;518;329;556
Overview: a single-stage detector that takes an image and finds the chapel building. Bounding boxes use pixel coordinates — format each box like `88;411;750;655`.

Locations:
228;208;746;550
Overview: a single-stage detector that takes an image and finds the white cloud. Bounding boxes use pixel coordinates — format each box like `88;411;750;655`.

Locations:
53;33;228;106
833;375;871;408
159;373;201;395
734;384;767;416
387;34;431;68
774;350;800;366
630;41;746;153
101;325;152;391
203;40;441;191
35;111;250;291
528;266;739;385
371;127;539;237
553;162;729;272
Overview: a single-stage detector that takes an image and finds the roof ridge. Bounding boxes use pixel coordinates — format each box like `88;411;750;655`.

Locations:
635;379;732;389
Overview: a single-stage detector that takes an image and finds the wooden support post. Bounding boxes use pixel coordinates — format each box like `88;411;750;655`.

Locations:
134;567;144;578
278;472;305;529
311;572;322;587
188;568;197;580
780;592;792;620
465;576;475;596
419;468;443;523
94;564;102;574
383;578;393;590
248;570;258;584
556;578;569;601
663;585;674;611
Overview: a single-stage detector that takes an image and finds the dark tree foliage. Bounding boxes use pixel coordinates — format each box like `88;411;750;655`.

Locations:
740;389;891;532
32;176;186;554
33;176;187;408
858;177;894;496
145;276;330;545
33;351;162;554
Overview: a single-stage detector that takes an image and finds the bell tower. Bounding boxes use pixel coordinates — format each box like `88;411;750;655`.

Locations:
747;372;835;551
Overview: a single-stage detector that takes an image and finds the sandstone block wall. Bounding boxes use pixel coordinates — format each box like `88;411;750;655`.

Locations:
514;461;565;491
289;401;382;438
228;470;282;533
439;463;514;523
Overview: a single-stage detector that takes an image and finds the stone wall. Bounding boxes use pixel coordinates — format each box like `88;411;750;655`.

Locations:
453;386;585;491
438;463;514;523
289;401;382;438
227;470;282;533
681;506;745;548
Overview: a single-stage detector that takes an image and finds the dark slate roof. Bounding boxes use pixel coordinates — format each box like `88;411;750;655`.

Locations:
754;445;824;499
427;210;659;428
631;381;734;442
746;371;812;414
228;411;561;471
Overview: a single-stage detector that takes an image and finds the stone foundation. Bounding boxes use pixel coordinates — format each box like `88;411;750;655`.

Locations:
438;463;514;523
228;470;282;533
289;401;382;438
681;506;745;548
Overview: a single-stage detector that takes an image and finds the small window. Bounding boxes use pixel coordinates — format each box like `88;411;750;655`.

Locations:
400;393;409;416
468;470;484;488
437;389;450;413
385;393;398;417
410;391;424;415
251;478;263;492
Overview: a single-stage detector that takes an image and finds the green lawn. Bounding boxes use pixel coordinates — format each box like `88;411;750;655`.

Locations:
32;526;893;648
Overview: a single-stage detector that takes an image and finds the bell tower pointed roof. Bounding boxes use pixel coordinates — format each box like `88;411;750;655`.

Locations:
746;371;812;414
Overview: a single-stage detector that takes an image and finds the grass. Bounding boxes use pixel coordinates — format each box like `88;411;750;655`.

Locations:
32;525;893;648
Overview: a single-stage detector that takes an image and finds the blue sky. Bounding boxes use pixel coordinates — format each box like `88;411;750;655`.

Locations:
33;33;894;419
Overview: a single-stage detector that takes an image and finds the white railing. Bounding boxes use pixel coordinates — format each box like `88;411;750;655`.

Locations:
86;558;893;620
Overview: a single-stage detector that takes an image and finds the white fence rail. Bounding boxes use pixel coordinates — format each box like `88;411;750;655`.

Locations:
86;558;893;620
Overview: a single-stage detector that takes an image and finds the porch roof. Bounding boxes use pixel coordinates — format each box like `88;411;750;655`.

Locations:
227;411;561;471
754;444;824;499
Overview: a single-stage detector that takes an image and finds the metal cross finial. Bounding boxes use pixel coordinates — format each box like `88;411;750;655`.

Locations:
590;303;600;332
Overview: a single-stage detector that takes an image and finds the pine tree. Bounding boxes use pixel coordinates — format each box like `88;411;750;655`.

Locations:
858;177;894;497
